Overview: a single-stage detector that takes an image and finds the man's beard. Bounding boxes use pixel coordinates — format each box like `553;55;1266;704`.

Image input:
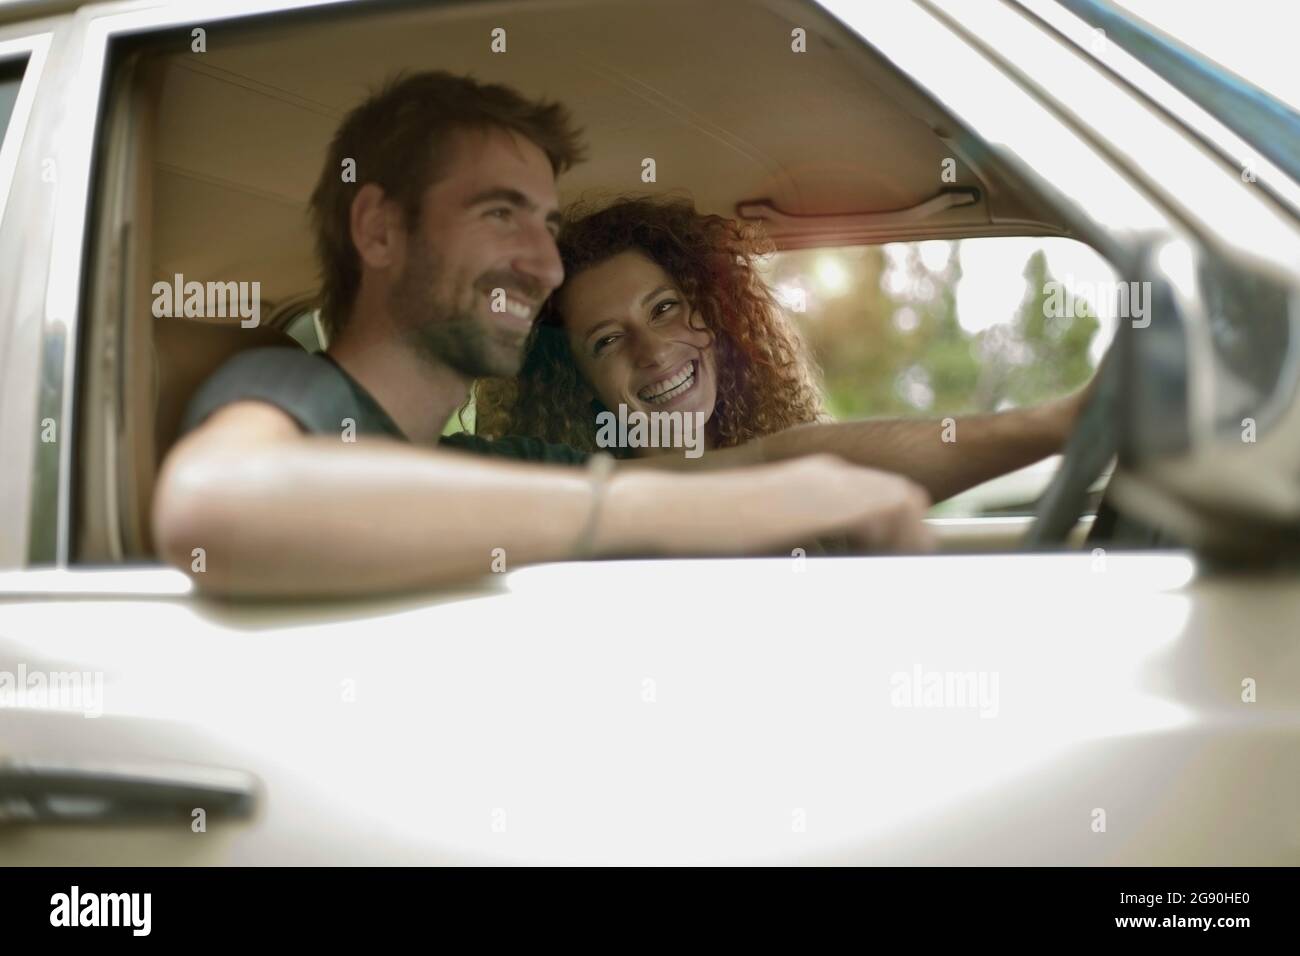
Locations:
390;237;530;379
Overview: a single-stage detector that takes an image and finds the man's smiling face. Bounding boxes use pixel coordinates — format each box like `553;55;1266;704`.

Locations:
391;126;564;378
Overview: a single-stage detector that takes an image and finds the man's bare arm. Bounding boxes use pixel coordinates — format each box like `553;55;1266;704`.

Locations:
153;402;934;597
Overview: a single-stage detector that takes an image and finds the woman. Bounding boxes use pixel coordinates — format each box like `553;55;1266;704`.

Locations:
474;195;826;457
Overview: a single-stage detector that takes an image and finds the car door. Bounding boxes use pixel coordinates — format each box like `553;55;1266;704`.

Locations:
2;0;1298;865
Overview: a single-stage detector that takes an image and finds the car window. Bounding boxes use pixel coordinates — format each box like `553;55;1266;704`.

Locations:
0;70;20;139
761;237;1119;517
0;57;29;226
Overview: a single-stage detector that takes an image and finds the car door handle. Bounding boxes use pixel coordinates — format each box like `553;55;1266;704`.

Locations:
0;758;258;824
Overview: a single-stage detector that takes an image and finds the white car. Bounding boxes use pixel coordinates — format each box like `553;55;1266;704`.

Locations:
1;0;1297;865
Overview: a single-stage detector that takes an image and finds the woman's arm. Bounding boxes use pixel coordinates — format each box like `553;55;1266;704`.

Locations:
753;396;1076;503
628;388;1087;504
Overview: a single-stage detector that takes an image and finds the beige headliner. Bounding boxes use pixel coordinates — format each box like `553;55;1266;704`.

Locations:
147;0;1065;312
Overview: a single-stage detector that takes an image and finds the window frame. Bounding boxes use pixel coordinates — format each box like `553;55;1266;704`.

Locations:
0;24;53;573
0;30;50;234
22;0;1287;580
16;0;361;572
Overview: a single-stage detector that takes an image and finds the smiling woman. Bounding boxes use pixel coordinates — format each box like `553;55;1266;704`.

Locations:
473;195;828;457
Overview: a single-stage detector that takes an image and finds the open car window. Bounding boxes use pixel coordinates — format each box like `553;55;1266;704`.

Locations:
0;69;20;143
765;237;1120;517
0;53;30;229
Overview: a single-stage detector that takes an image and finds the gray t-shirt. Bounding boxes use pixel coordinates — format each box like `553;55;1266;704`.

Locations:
180;347;590;465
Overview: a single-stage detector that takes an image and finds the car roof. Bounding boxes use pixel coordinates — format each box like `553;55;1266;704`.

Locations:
127;0;1066;310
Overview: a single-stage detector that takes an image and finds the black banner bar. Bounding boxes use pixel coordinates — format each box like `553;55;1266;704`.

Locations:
0;866;1289;942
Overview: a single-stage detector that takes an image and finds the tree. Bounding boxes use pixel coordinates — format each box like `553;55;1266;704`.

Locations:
769;241;1099;420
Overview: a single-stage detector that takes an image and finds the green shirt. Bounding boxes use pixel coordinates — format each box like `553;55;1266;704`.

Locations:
180;347;590;465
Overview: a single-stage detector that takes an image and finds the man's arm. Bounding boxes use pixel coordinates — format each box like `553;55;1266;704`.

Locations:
628;390;1083;504
153;401;934;597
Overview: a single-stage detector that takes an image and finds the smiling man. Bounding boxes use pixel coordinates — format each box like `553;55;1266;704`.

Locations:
294;73;581;454
152;71;937;595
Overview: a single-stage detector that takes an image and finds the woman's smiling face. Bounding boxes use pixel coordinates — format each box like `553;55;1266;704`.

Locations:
559;249;718;435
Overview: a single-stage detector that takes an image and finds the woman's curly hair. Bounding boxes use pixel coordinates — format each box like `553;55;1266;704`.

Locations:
473;195;826;454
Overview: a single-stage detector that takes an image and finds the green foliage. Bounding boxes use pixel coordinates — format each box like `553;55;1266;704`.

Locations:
765;240;1100;420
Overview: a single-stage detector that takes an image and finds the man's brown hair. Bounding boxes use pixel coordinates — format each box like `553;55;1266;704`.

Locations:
309;71;585;338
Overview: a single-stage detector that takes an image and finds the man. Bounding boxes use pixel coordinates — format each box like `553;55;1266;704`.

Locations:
153;72;1075;597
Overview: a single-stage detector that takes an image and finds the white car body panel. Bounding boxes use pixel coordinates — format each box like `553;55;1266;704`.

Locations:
3;553;1297;865
1;0;1298;865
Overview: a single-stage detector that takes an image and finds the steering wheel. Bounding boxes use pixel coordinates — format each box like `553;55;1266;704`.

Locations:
1023;336;1123;548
